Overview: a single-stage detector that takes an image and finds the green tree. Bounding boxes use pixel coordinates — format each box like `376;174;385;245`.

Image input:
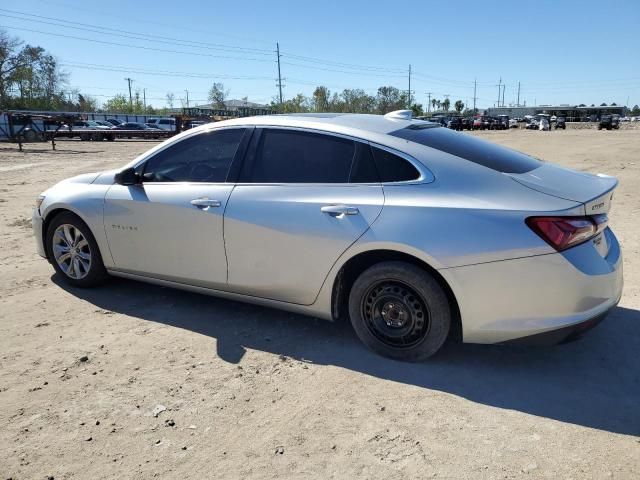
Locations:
410;103;424;117
454;100;464;113
431;98;437;112
630;105;640;115
340;89;375;113
442;98;451;111
376;86;408;114
312;86;330;112
208;82;229;109
103;94;130;113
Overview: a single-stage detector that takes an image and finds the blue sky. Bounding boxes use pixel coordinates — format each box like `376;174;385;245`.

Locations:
2;0;639;109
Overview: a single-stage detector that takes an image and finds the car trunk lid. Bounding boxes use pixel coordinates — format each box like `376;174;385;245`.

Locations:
507;163;617;215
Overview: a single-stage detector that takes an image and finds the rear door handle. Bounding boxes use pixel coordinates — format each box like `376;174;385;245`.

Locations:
321;205;359;216
190;198;221;209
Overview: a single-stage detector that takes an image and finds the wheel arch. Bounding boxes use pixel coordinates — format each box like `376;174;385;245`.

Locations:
42;207;97;261
331;249;462;342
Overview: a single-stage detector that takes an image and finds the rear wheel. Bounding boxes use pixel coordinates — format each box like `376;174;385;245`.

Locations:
348;261;451;361
45;212;108;287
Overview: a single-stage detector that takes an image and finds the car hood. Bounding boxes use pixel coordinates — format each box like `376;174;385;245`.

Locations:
60;172;103;185
507;163;618;214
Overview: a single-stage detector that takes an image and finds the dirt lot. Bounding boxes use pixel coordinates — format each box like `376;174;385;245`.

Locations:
1;130;639;479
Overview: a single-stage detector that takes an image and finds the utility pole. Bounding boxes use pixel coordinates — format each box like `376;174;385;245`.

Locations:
497;77;501;108
473;78;477;113
407;64;412;108
501;84;505;107
517;81;521;107
426;92;433;113
184;89;189;108
125;77;133;110
276;42;283;105
143;88;146;112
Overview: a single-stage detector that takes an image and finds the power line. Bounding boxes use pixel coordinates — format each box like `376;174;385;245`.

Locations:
0;25;276;63
0;8;275;55
59;61;273;80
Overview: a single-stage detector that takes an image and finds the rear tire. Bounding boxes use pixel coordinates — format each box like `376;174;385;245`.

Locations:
348;261;451;362
45;212;108;288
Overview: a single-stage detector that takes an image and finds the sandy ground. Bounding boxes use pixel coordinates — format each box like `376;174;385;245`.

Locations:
0;130;638;480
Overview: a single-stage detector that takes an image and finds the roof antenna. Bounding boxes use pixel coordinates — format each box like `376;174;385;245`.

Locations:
384;110;413;120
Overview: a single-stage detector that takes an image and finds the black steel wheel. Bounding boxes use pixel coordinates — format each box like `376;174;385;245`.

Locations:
349;261;451;361
361;280;430;348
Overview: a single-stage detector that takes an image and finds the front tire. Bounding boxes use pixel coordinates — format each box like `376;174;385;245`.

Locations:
348;262;451;361
45;212;108;287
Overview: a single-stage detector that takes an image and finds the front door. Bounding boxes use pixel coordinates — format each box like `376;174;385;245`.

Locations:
224;128;384;305
104;128;248;288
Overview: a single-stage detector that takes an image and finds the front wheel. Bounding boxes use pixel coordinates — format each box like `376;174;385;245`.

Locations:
348;261;451;361
45;212;108;287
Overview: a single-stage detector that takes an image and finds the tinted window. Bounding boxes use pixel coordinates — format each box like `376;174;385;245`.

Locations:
349;142;379;183
389;124;541;174
143;129;245;182
250;129;355;183
371;147;421;182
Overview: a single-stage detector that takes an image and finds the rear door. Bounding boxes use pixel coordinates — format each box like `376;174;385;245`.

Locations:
224;128;384;305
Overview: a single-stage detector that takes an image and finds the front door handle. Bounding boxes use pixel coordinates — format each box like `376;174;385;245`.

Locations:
190;198;221;209
321;205;359;217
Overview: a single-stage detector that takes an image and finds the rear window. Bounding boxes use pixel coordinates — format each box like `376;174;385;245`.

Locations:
389;124;542;174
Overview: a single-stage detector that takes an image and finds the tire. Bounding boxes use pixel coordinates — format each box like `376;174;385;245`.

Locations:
45;212;108;288
348;261;451;362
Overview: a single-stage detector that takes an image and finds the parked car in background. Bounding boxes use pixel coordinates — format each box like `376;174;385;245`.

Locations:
145;123;163;130
32;111;622;361
105;118;123;126
496;115;510;130
472;117;485;130
95;120;115;128
447;117;463;131
555;117;566;130
598;115;619;130
67;120;115;141
113;122;160;138
509;118;519;128
155;118;177;131
460;117;473;130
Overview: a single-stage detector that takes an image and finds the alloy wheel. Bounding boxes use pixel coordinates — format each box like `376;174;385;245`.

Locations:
52;224;92;280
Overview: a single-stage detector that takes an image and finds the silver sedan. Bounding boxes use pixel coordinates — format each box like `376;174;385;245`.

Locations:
32;111;623;361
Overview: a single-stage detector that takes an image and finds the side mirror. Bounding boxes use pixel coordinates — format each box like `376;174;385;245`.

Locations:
114;167;139;186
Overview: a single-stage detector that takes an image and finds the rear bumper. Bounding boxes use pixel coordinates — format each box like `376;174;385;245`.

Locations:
443;227;623;344
500;308;611;346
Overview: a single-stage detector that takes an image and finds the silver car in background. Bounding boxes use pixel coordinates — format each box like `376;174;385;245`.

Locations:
32;111;623;361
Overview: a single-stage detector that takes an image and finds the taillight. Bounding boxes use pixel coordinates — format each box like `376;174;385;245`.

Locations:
526;215;608;251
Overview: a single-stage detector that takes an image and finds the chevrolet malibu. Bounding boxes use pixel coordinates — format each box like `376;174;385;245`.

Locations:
32;111;623;361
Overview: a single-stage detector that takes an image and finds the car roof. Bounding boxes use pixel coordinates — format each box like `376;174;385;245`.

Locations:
211;113;431;139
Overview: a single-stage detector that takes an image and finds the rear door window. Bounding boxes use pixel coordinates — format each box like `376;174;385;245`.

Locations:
246;129;355;183
390;124;541;173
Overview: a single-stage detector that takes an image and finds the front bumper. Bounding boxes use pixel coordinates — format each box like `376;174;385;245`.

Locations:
32;207;46;258
443;228;623;344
